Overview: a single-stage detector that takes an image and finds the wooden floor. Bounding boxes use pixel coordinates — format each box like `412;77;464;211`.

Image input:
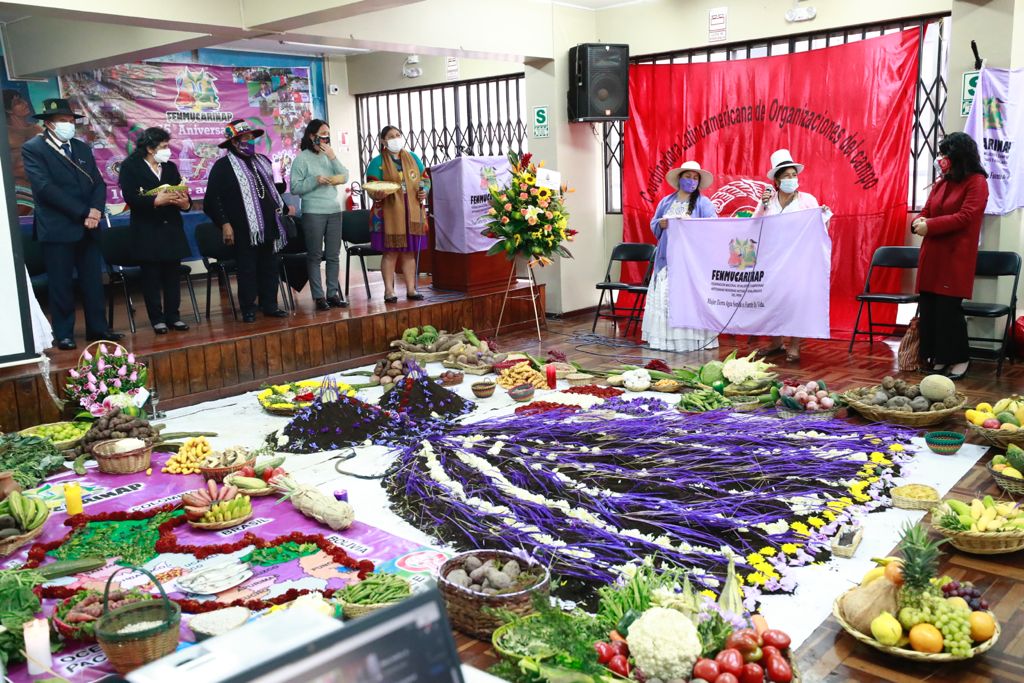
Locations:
452;316;1024;683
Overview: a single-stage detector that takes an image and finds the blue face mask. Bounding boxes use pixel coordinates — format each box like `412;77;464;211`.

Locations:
679;177;700;193
237;139;256;156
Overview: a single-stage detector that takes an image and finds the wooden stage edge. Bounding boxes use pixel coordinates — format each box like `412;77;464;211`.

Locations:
0;280;545;432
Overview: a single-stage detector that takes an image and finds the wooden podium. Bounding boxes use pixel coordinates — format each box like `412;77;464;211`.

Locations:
427;156;514;293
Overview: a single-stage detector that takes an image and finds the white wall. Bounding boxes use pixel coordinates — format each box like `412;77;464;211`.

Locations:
345;53;523;95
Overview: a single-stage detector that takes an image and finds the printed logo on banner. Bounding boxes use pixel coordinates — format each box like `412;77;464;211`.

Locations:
728;238;758;269
169;67;233;123
710;179;770;217
984;97;1007;130
480;165;498;190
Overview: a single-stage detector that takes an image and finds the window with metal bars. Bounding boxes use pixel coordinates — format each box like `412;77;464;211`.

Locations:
355;73;528;181
603;15;950;213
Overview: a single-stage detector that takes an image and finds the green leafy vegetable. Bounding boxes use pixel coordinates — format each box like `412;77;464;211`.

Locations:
48;511;176;567
696;612;733;658
0;569;46;666
0;433;66;489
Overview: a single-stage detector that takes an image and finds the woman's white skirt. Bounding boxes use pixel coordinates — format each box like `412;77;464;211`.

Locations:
641;269;718;353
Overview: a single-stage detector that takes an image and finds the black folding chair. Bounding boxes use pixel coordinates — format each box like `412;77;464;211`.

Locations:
20;233;48;297
964;250;1021;376
592;242;656;332
342;209;381;299
195;222;239;321
848;246;920;352
99;225;199;334
278;218;308;313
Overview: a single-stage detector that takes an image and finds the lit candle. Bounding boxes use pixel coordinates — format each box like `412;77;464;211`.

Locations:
333;489;348;502
23;618;52;675
64;483;83;516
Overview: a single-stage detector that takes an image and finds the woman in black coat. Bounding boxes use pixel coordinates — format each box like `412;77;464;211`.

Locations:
118;127;192;333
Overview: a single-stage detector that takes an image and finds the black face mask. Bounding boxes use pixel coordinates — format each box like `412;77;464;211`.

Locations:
317;136;331;145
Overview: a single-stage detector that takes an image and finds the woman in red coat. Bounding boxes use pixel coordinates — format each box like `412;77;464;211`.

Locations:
912;132;989;379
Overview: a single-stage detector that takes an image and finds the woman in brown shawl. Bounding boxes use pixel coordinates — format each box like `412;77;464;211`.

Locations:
365;125;430;302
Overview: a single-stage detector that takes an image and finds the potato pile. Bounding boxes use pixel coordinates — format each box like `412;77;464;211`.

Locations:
861;376;960;413
444;555;541;595
497;363;547;389
68;409;160;457
369;353;407;387
445;340;506;371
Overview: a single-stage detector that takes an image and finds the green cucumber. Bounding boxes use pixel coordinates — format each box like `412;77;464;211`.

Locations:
816;380;828;391
255;456;286;476
780;396;803;411
770;386;781;402
35;558;106;580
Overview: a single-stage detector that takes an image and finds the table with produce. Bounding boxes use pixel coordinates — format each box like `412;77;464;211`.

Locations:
0;333;1016;683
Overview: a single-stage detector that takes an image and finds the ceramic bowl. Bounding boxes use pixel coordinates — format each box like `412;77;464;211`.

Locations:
925;431;966;455
508;384;536;403
471;381;496;398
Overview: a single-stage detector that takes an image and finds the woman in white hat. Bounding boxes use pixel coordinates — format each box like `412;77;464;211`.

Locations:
752;149;832;362
641;161;719;352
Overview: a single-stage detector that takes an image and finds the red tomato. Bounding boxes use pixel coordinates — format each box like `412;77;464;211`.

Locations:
764;654;793;683
739;662;764;683
725;632;760;654
714;674;739;683
692;658;721;680
239;466;255;478
743;646;763;663
761;630;792;651
262;468;275;483
607;654;630;677
733;628;763;647
593;642;613;664
761;646;781;661
609;640;629;659
714;648;744;676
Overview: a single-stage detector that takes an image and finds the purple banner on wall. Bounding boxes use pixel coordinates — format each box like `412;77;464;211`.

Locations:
964;66;1024;215
60;63;315;208
431;155;511;254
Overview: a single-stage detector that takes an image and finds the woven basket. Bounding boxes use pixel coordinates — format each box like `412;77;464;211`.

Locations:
833;592;1000;661
188;511;252;531
924;431;966;455
843;389;967;427
53;591;156;643
0;523;44;558
199;458;254;483
19;421;88;451
565;373;596;387
730;398;763;413
892;491;940;511
988;463;1024;495
437;550;550;640
91;439;153;475
339;598;402;619
967;421;1024;448
776;407;839;420
223;475;275;497
932;522;1024;554
830;525;863;558
442;360;491;376
96;567;181;674
492;614;555;663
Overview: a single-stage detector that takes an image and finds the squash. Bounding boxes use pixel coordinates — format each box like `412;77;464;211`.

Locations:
920;374;955;402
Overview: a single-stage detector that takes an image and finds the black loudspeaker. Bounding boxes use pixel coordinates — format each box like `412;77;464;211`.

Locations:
567;43;629;122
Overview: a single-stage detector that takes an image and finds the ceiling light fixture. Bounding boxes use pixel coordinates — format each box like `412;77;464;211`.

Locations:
279;41;371;53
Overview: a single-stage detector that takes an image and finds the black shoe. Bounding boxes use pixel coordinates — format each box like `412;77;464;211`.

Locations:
326;296;348;308
314;298;331;311
171;321;190;331
153;324;169;335
55;338;77;350
86;330;125;342
242;312;257;323
947;363;970;380
383;294;398;304
264;309;289;318
406;292;425;301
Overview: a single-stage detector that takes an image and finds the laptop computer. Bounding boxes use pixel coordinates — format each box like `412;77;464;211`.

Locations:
127;588;466;683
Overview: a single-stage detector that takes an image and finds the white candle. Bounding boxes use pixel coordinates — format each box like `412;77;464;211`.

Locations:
23;618;52;675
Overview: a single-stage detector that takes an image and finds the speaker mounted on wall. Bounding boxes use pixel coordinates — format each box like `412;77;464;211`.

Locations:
567;43;629;122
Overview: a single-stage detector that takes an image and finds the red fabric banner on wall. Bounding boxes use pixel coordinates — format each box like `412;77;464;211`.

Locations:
622;29;921;339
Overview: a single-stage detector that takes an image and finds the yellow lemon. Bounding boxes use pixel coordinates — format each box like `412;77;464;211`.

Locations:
976;402;993;413
1002;467;1023;479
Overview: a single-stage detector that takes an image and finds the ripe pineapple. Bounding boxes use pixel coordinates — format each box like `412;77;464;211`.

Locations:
896;523;944;629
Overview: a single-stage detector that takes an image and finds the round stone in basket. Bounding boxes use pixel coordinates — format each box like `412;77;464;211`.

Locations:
362;180;401;196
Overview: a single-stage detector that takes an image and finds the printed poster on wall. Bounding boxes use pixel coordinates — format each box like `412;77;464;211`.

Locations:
964;66;1024;215
60;62;316;208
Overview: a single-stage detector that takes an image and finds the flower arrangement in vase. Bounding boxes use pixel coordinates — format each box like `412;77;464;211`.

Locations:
65;344;148;416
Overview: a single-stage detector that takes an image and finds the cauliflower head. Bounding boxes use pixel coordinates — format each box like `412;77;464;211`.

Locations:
622;368;652;392
625;607;701;679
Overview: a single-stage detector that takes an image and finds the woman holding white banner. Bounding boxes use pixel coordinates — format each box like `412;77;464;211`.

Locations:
752;149;832;363
642;161;719;352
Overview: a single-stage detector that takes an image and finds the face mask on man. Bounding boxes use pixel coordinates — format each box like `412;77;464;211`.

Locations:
236;139;257;157
153;148;172;163
51;121;76;142
386;136;405;153
778;177;799;194
678;177;699;193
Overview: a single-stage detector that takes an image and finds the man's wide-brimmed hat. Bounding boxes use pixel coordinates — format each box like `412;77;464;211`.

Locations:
33;98;85;120
219;119;265;148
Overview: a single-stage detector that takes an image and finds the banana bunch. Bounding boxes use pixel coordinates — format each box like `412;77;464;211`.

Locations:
0;490;50;538
182;479;243;521
992;395;1024;415
201;445;251;469
937;496;1024;533
860;556;899;585
201;496;252;524
162;436;213;474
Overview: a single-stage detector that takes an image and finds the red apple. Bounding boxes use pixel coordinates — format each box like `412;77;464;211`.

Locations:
983;418;1001;429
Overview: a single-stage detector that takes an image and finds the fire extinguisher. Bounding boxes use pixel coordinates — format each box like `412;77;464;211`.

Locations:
348;182;363;210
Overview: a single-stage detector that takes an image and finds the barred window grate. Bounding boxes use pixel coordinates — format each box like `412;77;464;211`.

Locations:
603;15;950;213
356;74;528;181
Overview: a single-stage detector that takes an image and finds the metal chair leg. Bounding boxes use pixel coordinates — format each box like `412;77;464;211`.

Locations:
592;290;606;332
345;250;352;299
220;268;239;321
848;301;865;354
107;284;115;329
185;274;201;323
359;255;371;298
121;277;136;334
866;302;874;346
205;271;213;321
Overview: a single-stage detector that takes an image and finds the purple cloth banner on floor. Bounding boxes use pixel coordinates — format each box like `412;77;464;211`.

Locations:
965;67;1024;215
431;156;511;253
666;208;831;338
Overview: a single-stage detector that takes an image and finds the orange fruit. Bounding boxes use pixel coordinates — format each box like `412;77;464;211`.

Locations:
968;611;996;642
884;560;904;586
908;623;943;653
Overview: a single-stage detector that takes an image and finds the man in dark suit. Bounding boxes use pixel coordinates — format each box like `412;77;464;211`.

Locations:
22;98;122;350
